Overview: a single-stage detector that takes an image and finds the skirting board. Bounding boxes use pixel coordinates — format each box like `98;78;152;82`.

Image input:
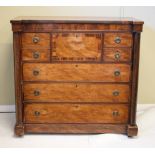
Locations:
0;105;15;112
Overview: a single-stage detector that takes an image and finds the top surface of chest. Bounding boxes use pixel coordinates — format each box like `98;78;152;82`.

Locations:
11;16;143;32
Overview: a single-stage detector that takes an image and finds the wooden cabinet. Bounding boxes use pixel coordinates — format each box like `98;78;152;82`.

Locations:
11;16;143;137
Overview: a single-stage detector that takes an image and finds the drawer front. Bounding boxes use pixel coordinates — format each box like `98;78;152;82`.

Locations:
24;103;129;123
104;33;132;47
23;83;129;102
22;33;50;48
52;33;102;62
103;48;131;62
22;49;50;62
23;63;131;82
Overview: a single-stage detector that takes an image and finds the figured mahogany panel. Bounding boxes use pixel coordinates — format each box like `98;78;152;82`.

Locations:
22;49;50;62
14;23;133;32
22;33;50;49
24;103;129;123
52;33;102;62
23;83;129;102
103;48;132;62
23;63;131;82
104;33;132;47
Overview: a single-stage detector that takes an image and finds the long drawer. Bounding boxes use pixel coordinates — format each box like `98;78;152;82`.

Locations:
24;103;129;123
23;83;129;102
23;63;131;82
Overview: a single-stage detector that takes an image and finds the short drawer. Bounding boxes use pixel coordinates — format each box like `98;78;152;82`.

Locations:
23;63;131;82
103;48;132;62
23;83;130;102
22;33;50;48
22;49;50;62
104;33;132;47
24;103;129;123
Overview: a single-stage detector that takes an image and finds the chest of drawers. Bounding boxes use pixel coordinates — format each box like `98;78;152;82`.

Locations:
11;17;143;137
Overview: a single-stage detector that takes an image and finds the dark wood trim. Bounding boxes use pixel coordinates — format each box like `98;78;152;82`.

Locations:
22;60;132;63
13;32;23;125
23;101;130;104
10;17;144;24
130;33;141;125
13;32;25;137
22;81;131;84
127;124;138;137
15;124;25;137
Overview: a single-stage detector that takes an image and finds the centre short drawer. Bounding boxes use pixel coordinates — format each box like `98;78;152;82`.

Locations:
24;103;129;124
23;63;131;82
23;83;129;102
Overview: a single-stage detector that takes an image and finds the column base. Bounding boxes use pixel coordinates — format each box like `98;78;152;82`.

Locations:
15;124;25;137
127;124;138;137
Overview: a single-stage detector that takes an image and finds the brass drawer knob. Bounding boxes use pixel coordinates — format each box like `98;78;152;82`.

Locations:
114;70;120;76
32;36;40;43
34;90;40;96
113;91;119;96
114;37;121;44
33;70;39;76
33;52;40;59
34;111;40;116
112;111;119;116
115;52;120;60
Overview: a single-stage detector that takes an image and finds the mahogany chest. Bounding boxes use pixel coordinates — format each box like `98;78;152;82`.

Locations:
11;17;143;137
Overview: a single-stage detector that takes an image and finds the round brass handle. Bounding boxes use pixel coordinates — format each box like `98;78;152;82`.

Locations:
34;90;40;96
34;111;40;116
33;70;39;76
114;37;121;44
112;111;119;116
33;52;40;59
114;70;120;76
113;91;119;96
32;36;40;43
115;52;120;60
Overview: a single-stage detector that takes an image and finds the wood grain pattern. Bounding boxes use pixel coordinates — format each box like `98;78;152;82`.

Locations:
20;24;132;32
22;49;50;62
24;103;129;123
130;33;141;125
103;48;131;62
127;124;138;137
11;17;144;136
10;16;144;24
104;33;132;47
52;33;102;62
13;33;23;126
25;123;127;134
23;83;129;102
23;63;131;82
22;33;50;49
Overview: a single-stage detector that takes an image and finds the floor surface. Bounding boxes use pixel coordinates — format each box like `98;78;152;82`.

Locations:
0;104;155;148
